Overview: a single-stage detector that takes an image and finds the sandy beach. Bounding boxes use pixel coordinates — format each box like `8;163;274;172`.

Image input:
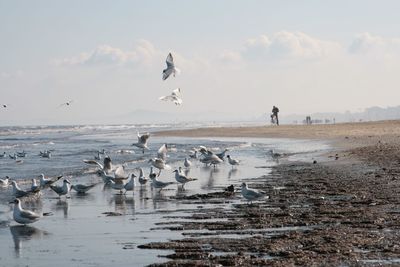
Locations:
138;120;400;266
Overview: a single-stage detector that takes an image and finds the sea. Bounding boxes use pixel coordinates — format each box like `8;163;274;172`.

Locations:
0;123;330;266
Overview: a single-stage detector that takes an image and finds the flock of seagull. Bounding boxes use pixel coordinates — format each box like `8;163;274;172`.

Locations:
2;52;270;225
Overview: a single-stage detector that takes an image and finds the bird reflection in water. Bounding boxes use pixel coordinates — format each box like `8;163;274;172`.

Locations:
54;200;69;218
10;225;49;257
111;194;135;214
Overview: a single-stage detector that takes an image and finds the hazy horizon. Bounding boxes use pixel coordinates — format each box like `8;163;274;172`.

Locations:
1;1;400;125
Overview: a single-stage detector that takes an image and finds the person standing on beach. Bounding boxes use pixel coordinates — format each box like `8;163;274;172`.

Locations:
272;106;280;125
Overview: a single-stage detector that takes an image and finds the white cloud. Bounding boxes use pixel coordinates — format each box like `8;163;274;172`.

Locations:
56;39;162;67
349;32;400;57
240;31;341;61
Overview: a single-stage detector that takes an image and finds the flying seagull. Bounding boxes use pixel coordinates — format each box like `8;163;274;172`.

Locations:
159;88;183;106
58;100;74;108
162;53;180;80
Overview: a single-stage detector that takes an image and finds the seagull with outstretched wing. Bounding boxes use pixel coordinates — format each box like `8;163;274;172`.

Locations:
162;53;180;80
159;88;183;106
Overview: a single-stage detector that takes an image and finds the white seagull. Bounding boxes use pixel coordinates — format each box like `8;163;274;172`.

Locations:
10;199;41;225
11;181;30;198
159;88;183;106
184;158;192;168
149;176;174;192
0;176;9;187
137;168;148;186
132;132;150;153
173;169;197;189
148;158;171;176
162;52;180;80
157;144;168;161
71;183;98;194
30;179;40;193
0;152;6;158
58;100;73;108
50;179;71;198
241;182;267;203
39;174;63;188
123;173;136;193
226;155;240;169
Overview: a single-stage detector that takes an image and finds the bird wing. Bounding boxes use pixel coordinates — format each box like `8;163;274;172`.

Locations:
20;209;41;220
114;166;127;179
159;95;174;102
157;144;168;161
83;160;104;170
166;53;174;68
139;132;150;144
172;88;181;96
173;96;183;105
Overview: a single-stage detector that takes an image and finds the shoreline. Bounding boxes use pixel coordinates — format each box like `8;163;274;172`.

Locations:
139;120;400;266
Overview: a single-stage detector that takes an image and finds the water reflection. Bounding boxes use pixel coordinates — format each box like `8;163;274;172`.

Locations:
53;200;69;218
10;225;49;257
116;194;135;214
228;168;238;179
138;187;150;209
151;191;168;210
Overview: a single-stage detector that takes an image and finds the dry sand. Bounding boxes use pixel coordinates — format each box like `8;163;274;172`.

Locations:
139;120;400;266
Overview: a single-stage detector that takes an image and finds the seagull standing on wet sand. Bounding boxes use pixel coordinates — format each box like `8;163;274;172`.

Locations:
149;175;174;192
71;183;98;194
227;155;240;169
10;199;41;225
173;169;197;189
39;174;63;188
240;182;268;204
162;53;180;80
50;179;71;198
137;168;148;186
11;181;30;198
184;158;192;168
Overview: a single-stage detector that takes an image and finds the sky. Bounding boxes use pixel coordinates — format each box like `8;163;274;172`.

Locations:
1;0;400;125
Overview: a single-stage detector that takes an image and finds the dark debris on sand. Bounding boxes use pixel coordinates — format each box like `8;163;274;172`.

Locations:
139;142;400;266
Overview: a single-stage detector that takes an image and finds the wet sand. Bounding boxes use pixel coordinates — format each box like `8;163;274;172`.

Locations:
140;121;400;266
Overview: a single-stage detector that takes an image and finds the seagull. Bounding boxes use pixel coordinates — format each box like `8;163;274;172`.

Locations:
16;151;27;158
268;149;281;159
10;199;41;225
84;156;113;174
162;52;180;80
216;149;229;161
39;150;51;158
137;168;148;186
149;176;174;192
98;149;106;155
2;104;7;108
148;158;171;176
132;132;150;153
173;169;197;189
189;150;198;159
58;100;73;108
157;144;168;161
108;179;126;194
184;158;192;168
11;181;30;198
0;152;6;158
94;151;101;160
200;153;223;168
9;153;17;160
149;167;157;180
39;174;63;188
71;183;98;194
240;182;267;204
226;155;240;168
0;176;9;187
100;171;116;185
30;179;40;193
50;179;71;198
123;174;136;193
159;88;183;106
